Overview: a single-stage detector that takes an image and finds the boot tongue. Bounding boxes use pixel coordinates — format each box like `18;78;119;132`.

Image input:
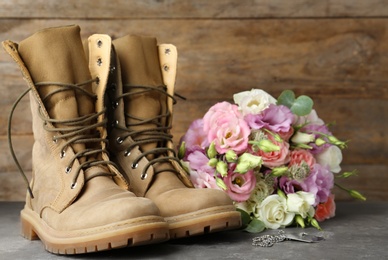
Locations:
18;25;94;154
113;36;167;156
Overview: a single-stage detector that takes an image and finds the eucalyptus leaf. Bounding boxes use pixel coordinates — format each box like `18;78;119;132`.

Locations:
236;208;251;227
277;90;313;116
245;218;266;233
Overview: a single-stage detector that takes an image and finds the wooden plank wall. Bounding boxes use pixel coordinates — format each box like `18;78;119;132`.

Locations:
0;1;387;201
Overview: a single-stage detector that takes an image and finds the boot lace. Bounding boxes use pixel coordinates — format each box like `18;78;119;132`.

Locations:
8;79;117;198
113;85;184;179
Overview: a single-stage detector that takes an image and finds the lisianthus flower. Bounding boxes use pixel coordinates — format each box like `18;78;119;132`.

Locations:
254;134;290;168
256;194;295;229
279;176;302;194
180;119;209;153
301;124;332;154
294;109;324;126
314;194;336;222
245;104;294;133
223;169;256;202
315;145;343;173
190;169;220;189
203;102;250;154
286;191;315;218
301;164;334;206
233;89;277;116
186;150;214;174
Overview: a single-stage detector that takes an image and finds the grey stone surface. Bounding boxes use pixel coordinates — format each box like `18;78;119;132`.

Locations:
0;201;387;259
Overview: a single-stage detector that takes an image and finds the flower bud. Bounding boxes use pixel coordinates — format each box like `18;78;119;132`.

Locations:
225;150;238;163
271;166;289;177
235;153;262;174
327;135;347;149
310;218;322;230
216;177;227;190
291;132;315;144
216;161;228;177
207;142;217;159
349;189;366;201
315;138;326;146
208;158;218;167
258;139;280;153
178;141;186;159
295;215;305;228
277;189;286;199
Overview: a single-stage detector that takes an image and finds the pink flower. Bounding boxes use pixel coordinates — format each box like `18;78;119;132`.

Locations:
181;119;209;151
203;102;250;154
223;169;256;202
186;150;214;174
190;169;220;189
289;149;316;169
245;104;293;133
301;164;334;206
255;134;290;168
278;127;294;141
314;194;336;222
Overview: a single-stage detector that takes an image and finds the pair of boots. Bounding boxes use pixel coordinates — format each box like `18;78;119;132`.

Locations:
3;25;241;255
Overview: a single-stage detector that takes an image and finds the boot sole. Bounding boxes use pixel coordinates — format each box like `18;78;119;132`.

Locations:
165;205;242;239
21;207;169;254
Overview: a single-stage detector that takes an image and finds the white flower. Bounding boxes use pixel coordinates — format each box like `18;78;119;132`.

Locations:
287;191;315;218
233;89;277;116
257;194;295;229
315;145;343;173
294;109;324;126
291;131;315;144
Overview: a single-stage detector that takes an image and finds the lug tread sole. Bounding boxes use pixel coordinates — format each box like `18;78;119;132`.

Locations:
21;208;169;255
165;206;242;239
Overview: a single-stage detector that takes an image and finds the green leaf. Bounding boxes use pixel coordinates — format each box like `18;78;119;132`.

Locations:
291;95;314;116
236;208;251;227
277;90;313;116
245;218;266;233
277;90;295;108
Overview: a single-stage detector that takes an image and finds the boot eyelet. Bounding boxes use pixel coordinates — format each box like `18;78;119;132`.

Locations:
97;58;103;66
116;137;123;144
60;150;66;159
110;66;116;74
124;150;131;157
71;182;77;189
163;64;169;72
165;48;171;55
97;39;103;48
111;83;117;92
52;137;58;143
65;167;72;174
131;163;138;169
96;77;100;85
141;173;147;180
111;101;118;109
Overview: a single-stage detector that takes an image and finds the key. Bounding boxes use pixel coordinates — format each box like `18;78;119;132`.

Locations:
252;230;324;247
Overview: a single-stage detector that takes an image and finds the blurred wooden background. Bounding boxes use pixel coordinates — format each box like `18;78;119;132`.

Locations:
0;0;387;201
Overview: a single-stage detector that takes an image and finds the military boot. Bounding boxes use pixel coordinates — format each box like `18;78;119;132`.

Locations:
3;26;169;254
104;35;241;238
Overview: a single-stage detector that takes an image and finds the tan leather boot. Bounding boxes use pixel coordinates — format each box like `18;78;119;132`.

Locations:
105;35;241;238
3;25;169;255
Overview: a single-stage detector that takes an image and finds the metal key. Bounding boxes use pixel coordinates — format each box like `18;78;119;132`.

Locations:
252;230;324;247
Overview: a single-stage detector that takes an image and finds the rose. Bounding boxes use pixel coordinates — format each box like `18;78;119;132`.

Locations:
203;102;250;154
245;104;294;133
255;134;290;168
289;149;316;169
286;191;315;218
256;194;295;229
181;119;209;152
223;169;256;202
301;164;334;206
314;194;336;222
315;145;343;173
233;89;277;116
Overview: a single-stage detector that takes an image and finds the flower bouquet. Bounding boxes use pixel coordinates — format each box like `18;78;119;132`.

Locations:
179;89;365;232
